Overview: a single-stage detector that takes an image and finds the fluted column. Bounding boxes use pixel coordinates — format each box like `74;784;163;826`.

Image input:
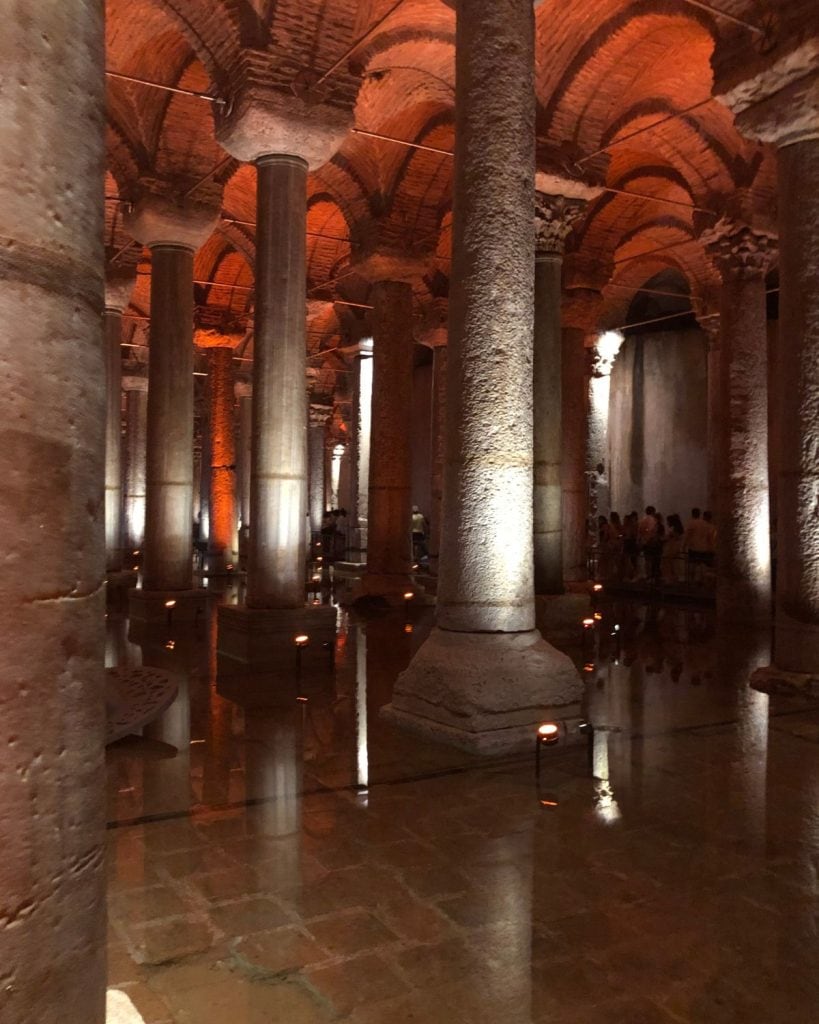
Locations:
103;267;135;571
122;374;148;553
701;218;776;625
125;195;218;594
533;193;588;593
0;3;107;1020
386;0;580;754
309;404;332;538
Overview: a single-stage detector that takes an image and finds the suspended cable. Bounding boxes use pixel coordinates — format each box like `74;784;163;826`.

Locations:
576;99;713;164
105;70;224;104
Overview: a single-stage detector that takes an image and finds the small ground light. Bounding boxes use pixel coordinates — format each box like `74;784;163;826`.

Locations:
593;611;602;621
312;574;321;583
226;563;234;571
582;617;594;628
403;591;414;615
133;550;140;556
296;695;309;703
132;565;139;571
535;722;560;779
539;797;559;808
583;662;595;673
592;583;603;593
403;623;413;635
294;633;309;677
165;640;175;651
316;556;323;563
165;598;176;626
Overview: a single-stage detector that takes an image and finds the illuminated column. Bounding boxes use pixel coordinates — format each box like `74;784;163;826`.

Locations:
428;337;447;574
235;380;252;529
350;338;374;558
207;346;238;571
125;194;218;594
701;218;775;625
386;0;581;753
309;404;332;537
330;442;345;509
587;331;623;519
362;279;414;595
104;268;135;571
532;192;589;593
122;374;148;554
0;3;107;1019
562;289;601;581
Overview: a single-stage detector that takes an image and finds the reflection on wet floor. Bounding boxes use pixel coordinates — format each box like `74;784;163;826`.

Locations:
106;588;819;1023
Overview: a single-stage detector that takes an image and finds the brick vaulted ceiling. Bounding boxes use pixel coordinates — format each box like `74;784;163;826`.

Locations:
105;0;786;388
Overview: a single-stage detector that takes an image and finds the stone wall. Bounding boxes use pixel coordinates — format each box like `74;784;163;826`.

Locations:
609;328;708;518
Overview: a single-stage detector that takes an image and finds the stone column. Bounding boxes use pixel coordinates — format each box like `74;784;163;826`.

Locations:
207;346;237;571
122;374;148;554
0;3;106;1020
104;268;135;571
562;288;602;581
235;381;252;530
586;330;624;519
350;338;374;559
532;192;588;593
385;0;580;754
428;338;448;574
125;194;218;605
309;404;332;538
214;89;349;660
699;315;721;513
701;218;776;625
361;279;415;596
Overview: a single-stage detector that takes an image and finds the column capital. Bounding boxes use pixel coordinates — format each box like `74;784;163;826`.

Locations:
700;216;777;281
124;185;220;251
234;380;252;400
215;51;353;168
309;403;333;428
351;336;374;358
193;327;245;350
534;192;591;260
104;265;136;313
122;375;148;393
714;40;819;148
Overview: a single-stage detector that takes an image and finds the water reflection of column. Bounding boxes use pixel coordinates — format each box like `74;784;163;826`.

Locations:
592;729;622;825
487;834;533;1021
355;625;369;790
245;708;302;889
140;642;192;816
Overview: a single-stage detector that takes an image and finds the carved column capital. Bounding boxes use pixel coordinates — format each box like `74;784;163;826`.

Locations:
121;375;148;393
700;217;777;281
534;193;589;259
309;403;333;428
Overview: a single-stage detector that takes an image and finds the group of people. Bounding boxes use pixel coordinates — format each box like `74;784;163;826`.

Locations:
595;506;717;584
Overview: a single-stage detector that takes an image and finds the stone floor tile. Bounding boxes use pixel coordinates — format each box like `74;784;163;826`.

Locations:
306;909;400;957
233;925;328;973
109;885;193;926
157;970;332;1024
208;896;291;937
305;952;411;1017
129;917;216;966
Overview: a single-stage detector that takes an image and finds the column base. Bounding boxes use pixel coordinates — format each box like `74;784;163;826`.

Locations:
217;603;337;668
382;626;583;755
128;588;210;624
773;611;819;675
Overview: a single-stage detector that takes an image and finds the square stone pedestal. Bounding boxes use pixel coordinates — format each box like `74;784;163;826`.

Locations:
128;588;210;625
218;603;337;670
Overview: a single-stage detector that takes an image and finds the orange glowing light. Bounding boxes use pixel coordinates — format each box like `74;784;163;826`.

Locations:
312;575;321;582
593;612;602;621
316;556;323;562
592;583;603;592
164;599;177;609
296;695;309;703
165;640;175;650
403;623;414;634
537;723;559;737
539;798;559;807
403;592;414;600
583;662;595;672
312;598;321;605
582;617;595;628
132;565;139;571
294;634;309;647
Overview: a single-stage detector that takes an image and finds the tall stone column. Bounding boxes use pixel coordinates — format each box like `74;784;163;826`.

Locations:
104;268;135;571
349;337;374;559
385;0;580;754
428;338;448;574
562;288;602;581
0;3;106;1020
360;279;415;596
309;403;332;537
125;194;218;608
215;87;350;660
718;66;819;671
701;218;776;625
586;330;623;519
698;314;721;513
532;192;589;593
122;374;148;554
207;346;238;571
235;380;252;529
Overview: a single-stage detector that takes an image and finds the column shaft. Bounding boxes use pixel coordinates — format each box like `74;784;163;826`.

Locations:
533;255;563;593
208;347;237;568
775;138;819;670
706;330;721;513
249;155;308;608
351;343;373;555
124;384;148;551
428;344;448;572
308;419;327;537
562;327;589;581
718;272;771;622
438;0;536;632
237;392;252;528
143;244;195;591
367;280;414;582
0;2;107;1019
105;309;123;570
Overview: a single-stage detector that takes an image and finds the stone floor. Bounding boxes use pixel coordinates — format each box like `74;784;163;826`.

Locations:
105;588;819;1022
